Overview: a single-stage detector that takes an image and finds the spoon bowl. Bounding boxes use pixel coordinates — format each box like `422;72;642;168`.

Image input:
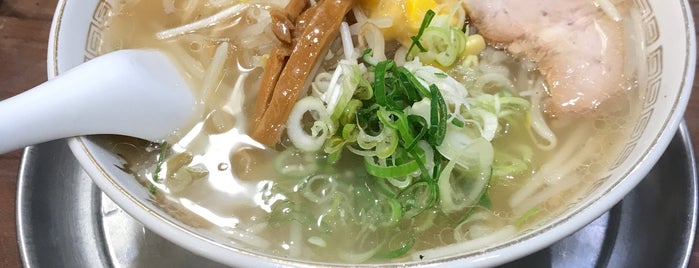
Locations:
0;49;197;154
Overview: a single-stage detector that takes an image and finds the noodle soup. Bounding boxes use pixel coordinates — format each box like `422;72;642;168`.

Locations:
96;0;641;263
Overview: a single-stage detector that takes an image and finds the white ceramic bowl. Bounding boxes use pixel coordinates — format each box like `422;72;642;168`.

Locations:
50;0;695;267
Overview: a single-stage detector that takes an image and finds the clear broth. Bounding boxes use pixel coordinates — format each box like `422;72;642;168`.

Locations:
97;0;640;263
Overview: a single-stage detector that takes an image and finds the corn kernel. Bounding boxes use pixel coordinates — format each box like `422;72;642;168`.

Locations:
464;34;486;56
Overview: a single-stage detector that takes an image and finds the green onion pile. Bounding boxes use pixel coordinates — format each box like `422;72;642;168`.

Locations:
266;10;534;260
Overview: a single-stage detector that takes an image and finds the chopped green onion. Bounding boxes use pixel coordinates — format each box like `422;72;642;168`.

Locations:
340;99;363;125
364;156;420;179
516;207;541;228
299;175;337;204
373;230;416;259
388;176;413;189
397;181;437;218
456;192;492;223
407;10;436;59
438;160;492;214
428;85;447;146
362;48;374;65
375;128;399;158
411;208;438;233
274;148;319;177
373;60;394;106
381;198;404;227
152;141;168;183
377;109;418;148
396;67;430;97
451;118;465;128
376;179;399;197
325;136;346;154
405;115;428;151
341;124;359;141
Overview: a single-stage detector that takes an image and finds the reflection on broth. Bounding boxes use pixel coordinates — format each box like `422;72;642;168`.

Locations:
98;0;640;263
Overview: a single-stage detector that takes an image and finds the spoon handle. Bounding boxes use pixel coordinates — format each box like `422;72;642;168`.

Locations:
0;50;196;154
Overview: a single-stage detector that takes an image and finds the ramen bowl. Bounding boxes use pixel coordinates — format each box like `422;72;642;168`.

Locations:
51;0;695;267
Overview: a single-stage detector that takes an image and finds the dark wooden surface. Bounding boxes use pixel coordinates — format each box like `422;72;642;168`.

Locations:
0;1;58;267
1;0;699;267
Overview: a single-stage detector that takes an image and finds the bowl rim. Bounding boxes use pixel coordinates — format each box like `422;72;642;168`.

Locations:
49;0;697;266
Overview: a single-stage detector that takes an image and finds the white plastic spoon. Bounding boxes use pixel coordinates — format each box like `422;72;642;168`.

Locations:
0;49;198;154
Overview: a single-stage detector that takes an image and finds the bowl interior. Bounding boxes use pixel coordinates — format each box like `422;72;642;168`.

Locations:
50;0;695;266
